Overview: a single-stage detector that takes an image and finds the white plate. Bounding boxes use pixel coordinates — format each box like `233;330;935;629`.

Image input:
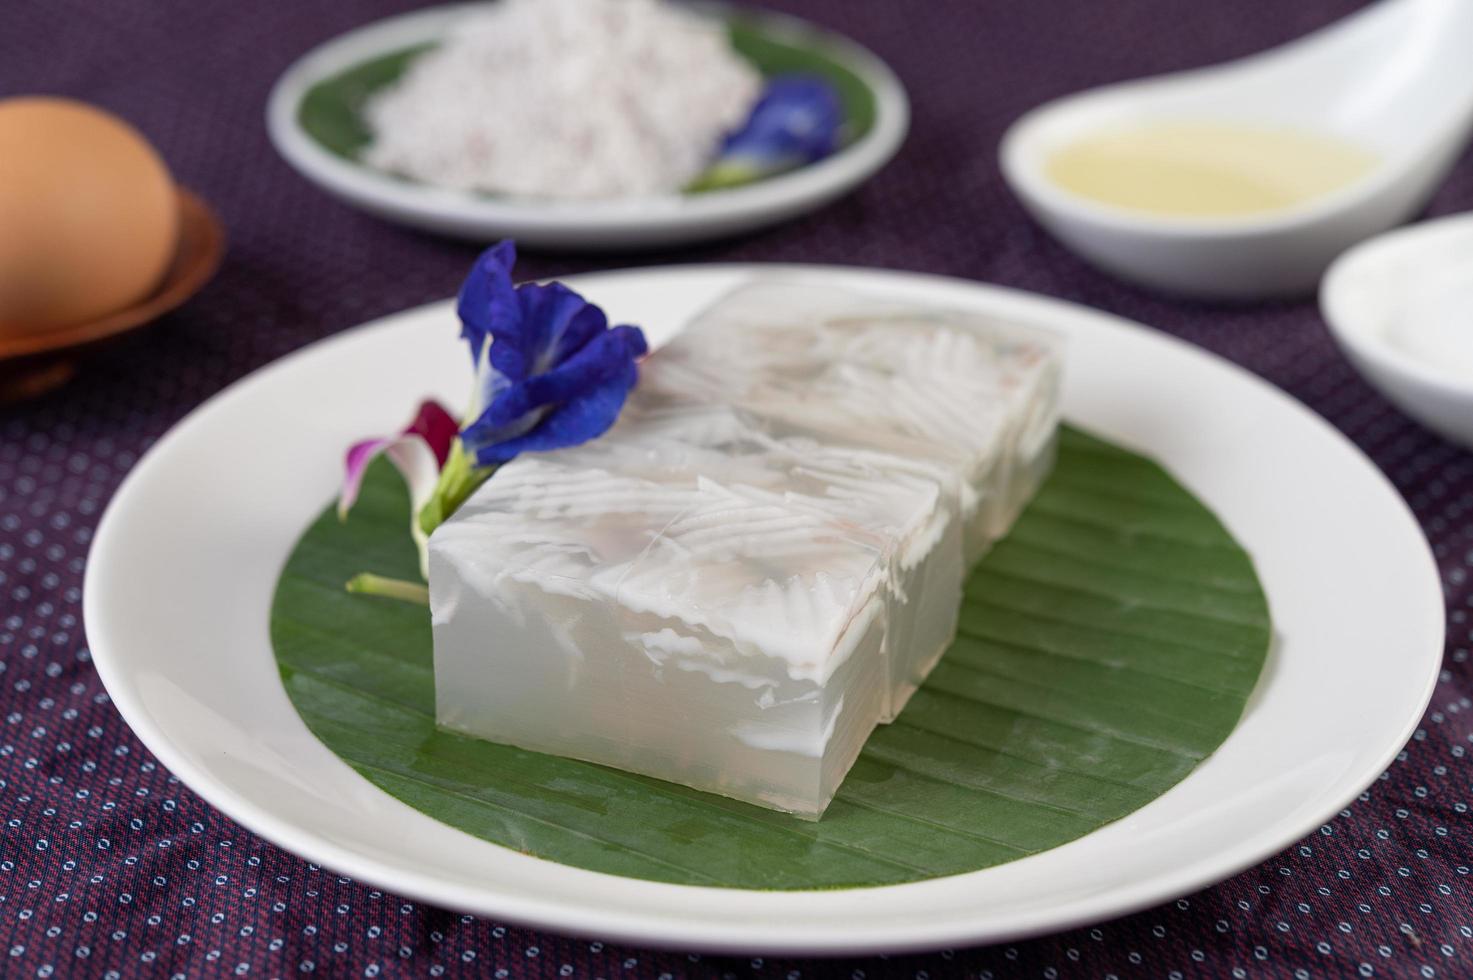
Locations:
84;265;1442;955
265;4;909;249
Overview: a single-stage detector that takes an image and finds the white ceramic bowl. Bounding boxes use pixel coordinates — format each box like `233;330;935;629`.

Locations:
266;3;909;249
1000;0;1473;300
1321;211;1473;450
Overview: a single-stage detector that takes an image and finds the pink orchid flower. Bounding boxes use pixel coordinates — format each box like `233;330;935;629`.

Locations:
337;399;458;579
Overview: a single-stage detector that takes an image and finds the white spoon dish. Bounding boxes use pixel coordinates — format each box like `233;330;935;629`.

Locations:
1321;210;1473;450
1001;0;1473;300
266;3;908;249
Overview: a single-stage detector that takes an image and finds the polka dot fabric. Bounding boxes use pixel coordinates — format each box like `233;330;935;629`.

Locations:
2;0;1471;976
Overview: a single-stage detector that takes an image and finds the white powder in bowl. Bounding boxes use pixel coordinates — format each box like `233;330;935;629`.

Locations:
362;0;763;201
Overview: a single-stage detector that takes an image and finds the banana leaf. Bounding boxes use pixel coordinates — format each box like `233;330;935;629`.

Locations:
270;426;1270;889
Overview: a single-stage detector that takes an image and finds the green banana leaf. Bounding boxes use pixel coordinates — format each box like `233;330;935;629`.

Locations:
270;426;1270;889
296;19;878;190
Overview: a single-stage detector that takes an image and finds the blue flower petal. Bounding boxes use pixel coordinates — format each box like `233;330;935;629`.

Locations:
463;325;648;466
454;240;648;468
718;75;843;172
515;281;610;375
470;363;636;464
456;240;519;366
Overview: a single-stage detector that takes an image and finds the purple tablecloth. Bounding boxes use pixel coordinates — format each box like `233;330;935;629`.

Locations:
4;0;1471;975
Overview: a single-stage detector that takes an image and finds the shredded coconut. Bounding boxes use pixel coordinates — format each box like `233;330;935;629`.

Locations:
363;0;763;200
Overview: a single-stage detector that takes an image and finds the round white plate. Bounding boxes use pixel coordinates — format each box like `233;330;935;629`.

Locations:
85;266;1442;955
265;4;909;249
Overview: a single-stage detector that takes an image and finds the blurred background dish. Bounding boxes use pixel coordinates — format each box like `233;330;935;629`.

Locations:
0;189;224;403
1321;211;1473;451
266;2;908;249
1000;0;1473;300
0;97;225;402
0;98;180;336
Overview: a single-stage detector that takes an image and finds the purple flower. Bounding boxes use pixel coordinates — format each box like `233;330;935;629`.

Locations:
725;75;843;163
337;240;647;592
457;241;649;466
690;75;844;190
338;399;458;521
337;399;459;579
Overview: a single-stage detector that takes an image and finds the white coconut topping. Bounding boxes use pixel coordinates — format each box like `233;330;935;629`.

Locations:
362;0;763;200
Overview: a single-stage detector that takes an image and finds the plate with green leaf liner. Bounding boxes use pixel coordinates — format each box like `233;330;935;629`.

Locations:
265;3;907;248
84;265;1442;955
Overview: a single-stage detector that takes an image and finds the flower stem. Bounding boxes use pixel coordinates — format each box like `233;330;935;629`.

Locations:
345;572;430;606
417;438;494;538
685;160;762;193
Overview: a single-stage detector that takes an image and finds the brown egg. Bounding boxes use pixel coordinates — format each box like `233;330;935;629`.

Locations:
0;97;180;335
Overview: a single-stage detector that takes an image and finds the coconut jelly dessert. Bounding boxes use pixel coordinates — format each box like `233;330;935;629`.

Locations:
428;282;1062;819
643;282;1062;564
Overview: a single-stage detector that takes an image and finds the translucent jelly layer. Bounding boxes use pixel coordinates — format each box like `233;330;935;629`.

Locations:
428;282;1061;818
642;282;1062;565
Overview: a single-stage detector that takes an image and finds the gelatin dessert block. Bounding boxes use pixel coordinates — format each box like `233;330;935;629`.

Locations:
428;403;958;819
635;281;1062;709
428;281;1062;818
543;399;968;724
638;281;1063;564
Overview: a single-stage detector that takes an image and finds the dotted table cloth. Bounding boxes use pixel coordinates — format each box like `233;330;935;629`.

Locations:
3;0;1471;976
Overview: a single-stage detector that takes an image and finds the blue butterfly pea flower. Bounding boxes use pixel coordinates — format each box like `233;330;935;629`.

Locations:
339;239;647;591
692;74;844;190
456;241;649;466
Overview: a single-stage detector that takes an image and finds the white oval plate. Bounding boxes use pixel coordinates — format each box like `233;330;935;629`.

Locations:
85;266;1442;955
265;4;909;249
